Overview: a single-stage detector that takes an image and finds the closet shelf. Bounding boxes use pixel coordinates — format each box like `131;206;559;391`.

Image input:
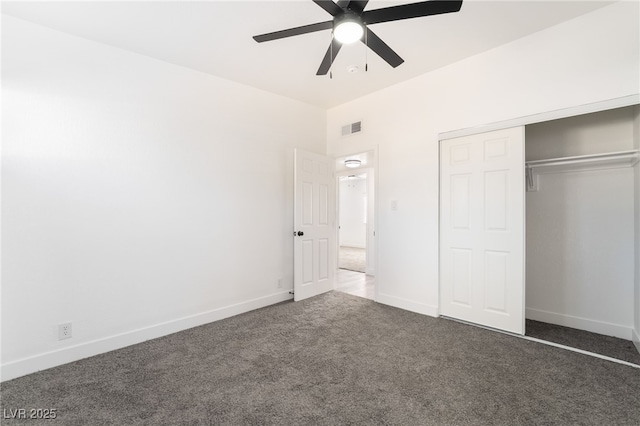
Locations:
525;150;638;192
526;150;639;174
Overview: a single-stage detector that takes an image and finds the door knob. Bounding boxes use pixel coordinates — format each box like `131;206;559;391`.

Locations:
297;231;304;236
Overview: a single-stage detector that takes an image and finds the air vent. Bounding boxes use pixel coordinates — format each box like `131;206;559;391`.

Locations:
341;121;362;137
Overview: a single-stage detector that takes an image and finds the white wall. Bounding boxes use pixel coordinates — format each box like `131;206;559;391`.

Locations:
1;16;326;380
326;2;639;316
525;108;636;339
339;178;367;248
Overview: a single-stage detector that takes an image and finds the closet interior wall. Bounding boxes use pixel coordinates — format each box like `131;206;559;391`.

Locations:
525;106;638;340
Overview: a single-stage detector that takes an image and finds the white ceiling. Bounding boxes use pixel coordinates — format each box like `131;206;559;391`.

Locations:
2;0;613;108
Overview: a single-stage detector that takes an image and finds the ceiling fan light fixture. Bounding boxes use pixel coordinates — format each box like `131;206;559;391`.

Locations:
333;19;364;44
253;0;464;76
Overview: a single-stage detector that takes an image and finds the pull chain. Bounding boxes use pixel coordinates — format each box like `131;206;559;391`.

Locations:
365;28;368;72
330;30;334;79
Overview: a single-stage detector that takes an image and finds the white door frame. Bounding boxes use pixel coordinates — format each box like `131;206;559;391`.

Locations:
439;95;638;141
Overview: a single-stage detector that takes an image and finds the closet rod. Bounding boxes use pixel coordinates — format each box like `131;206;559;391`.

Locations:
526;150;639;169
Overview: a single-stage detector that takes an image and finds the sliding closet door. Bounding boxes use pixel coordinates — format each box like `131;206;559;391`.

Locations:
440;127;525;334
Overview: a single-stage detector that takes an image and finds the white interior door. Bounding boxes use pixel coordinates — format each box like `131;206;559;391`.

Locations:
294;149;335;301
440;127;525;334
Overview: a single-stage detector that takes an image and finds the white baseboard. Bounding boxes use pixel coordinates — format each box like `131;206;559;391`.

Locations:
377;293;438;318
1;291;293;382
525;308;633;340
633;328;640;355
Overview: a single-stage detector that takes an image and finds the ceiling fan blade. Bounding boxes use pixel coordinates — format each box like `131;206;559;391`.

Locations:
362;27;404;68
363;0;463;25
253;21;333;43
312;0;344;16
317;38;343;75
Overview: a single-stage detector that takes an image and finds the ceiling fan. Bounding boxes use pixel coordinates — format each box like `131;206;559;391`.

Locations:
253;0;463;76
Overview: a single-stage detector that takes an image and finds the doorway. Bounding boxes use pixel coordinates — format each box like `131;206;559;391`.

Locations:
334;151;376;300
339;173;367;273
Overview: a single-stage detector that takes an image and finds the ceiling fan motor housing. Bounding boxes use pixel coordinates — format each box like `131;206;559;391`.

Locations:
334;11;364;26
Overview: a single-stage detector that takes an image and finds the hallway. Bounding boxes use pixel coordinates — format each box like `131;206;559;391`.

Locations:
335;269;374;300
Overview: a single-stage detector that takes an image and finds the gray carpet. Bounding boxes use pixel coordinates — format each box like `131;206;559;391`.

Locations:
1;292;639;425
339;246;366;273
526;319;640;365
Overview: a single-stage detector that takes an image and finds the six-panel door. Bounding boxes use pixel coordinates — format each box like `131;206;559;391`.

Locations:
440;127;525;334
294;149;335;301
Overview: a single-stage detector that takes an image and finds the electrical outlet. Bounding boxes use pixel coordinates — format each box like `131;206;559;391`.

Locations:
58;323;72;340
277;278;283;288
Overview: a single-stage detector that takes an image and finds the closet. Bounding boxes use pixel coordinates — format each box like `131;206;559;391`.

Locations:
524;106;638;341
440;104;640;359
